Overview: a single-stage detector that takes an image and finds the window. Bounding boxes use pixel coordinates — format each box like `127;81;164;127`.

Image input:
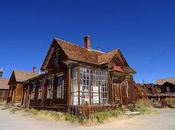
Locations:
80;68;90;105
71;68;78;105
57;76;64;99
54;48;60;65
166;86;170;92
31;86;35;99
71;67;108;105
38;80;44;99
47;78;53;99
90;70;99;104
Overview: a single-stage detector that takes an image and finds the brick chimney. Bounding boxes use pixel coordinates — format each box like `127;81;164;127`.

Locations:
32;66;36;73
84;35;91;50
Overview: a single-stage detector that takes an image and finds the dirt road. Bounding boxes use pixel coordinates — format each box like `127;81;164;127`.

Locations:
0;109;175;130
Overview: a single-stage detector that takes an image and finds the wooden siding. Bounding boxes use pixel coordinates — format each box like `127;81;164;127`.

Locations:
20;37;140;114
22;65;69;111
15;83;23;102
0;89;8;101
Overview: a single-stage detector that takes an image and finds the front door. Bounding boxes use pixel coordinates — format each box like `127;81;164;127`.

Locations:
113;83;122;104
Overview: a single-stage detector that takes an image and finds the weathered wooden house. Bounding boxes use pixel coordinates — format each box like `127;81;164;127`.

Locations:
156;78;175;95
22;36;139;114
7;70;38;104
139;78;175;99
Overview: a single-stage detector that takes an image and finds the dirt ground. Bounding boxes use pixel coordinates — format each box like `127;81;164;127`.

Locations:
0;109;175;130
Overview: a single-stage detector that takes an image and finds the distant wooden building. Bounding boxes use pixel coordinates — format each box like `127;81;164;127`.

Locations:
139;78;175;99
0;78;9;101
156;78;175;94
21;36;140;114
7;70;38;104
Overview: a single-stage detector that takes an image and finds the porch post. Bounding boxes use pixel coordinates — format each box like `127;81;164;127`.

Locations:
67;64;72;109
111;76;114;103
27;85;31;108
41;78;46;107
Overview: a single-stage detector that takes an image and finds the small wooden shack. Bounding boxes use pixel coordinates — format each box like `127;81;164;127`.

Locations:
21;36;140;114
7;70;38;104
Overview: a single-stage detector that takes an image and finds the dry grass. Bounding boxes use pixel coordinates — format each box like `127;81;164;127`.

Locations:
134;99;153;114
167;98;175;108
14;107;126;125
87;108;125;125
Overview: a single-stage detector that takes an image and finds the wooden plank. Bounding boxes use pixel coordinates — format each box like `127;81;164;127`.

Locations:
77;66;80;105
67;65;71;107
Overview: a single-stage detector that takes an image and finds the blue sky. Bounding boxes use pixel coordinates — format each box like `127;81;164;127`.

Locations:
0;0;175;83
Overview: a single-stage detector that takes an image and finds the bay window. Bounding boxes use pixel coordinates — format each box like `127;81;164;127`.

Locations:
71;67;108;105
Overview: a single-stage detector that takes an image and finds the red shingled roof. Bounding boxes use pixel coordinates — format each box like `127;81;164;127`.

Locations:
41;37;135;74
9;70;39;83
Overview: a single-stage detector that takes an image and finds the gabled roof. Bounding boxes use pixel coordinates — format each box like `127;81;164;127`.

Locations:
9;70;39;83
156;78;175;85
98;49;129;66
55;38;102;64
41;37;134;73
0;78;9;89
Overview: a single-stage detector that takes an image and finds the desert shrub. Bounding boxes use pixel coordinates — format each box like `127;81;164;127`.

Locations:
18;107;125;125
134;99;152;114
167;98;175;108
89;108;125;124
64;113;78;122
25;108;39;115
24;108;64;120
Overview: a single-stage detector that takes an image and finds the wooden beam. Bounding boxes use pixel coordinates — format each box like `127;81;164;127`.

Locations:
41;78;46;107
77;66;80;105
89;70;91;105
67;65;71;107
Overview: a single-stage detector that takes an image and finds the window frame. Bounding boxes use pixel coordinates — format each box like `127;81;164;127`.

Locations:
71;67;108;105
53;48;60;65
47;77;54;99
56;74;64;99
31;82;36;100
